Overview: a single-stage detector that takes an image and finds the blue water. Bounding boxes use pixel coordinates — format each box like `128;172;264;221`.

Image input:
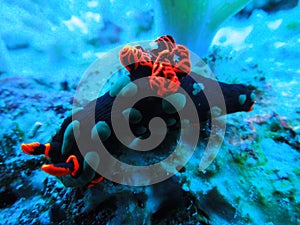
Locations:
0;1;300;224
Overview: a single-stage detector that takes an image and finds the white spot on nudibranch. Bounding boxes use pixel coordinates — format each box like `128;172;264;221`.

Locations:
122;108;142;124
162;93;186;114
239;94;247;105
91;121;111;142
109;75;131;97
250;93;256;101
166;118;177;127
192;83;205;95
120;82;138;97
134;126;147;135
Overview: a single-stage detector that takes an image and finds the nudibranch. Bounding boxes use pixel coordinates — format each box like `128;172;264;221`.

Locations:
21;35;256;188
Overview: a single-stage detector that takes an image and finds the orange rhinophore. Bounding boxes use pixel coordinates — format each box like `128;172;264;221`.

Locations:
88;176;104;188
41;164;72;176
44;143;51;158
66;155;80;176
21;142;41;155
41;155;79;177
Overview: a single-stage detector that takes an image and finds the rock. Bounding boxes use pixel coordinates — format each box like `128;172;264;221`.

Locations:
199;187;237;224
49;203;67;223
0;188;18;208
239;0;299;16
39;210;51;225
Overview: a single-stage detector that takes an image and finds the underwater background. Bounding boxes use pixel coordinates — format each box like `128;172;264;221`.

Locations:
0;0;300;224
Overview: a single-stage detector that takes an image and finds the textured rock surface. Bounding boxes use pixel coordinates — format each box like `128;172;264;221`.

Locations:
1;1;300;224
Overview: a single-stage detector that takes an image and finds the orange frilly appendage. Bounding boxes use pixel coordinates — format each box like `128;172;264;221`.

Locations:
151;35;176;58
119;45;153;73
149;76;180;97
119;35;192;96
172;45;191;76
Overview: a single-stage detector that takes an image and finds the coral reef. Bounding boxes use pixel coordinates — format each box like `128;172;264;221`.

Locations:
156;0;252;55
1;1;300;224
